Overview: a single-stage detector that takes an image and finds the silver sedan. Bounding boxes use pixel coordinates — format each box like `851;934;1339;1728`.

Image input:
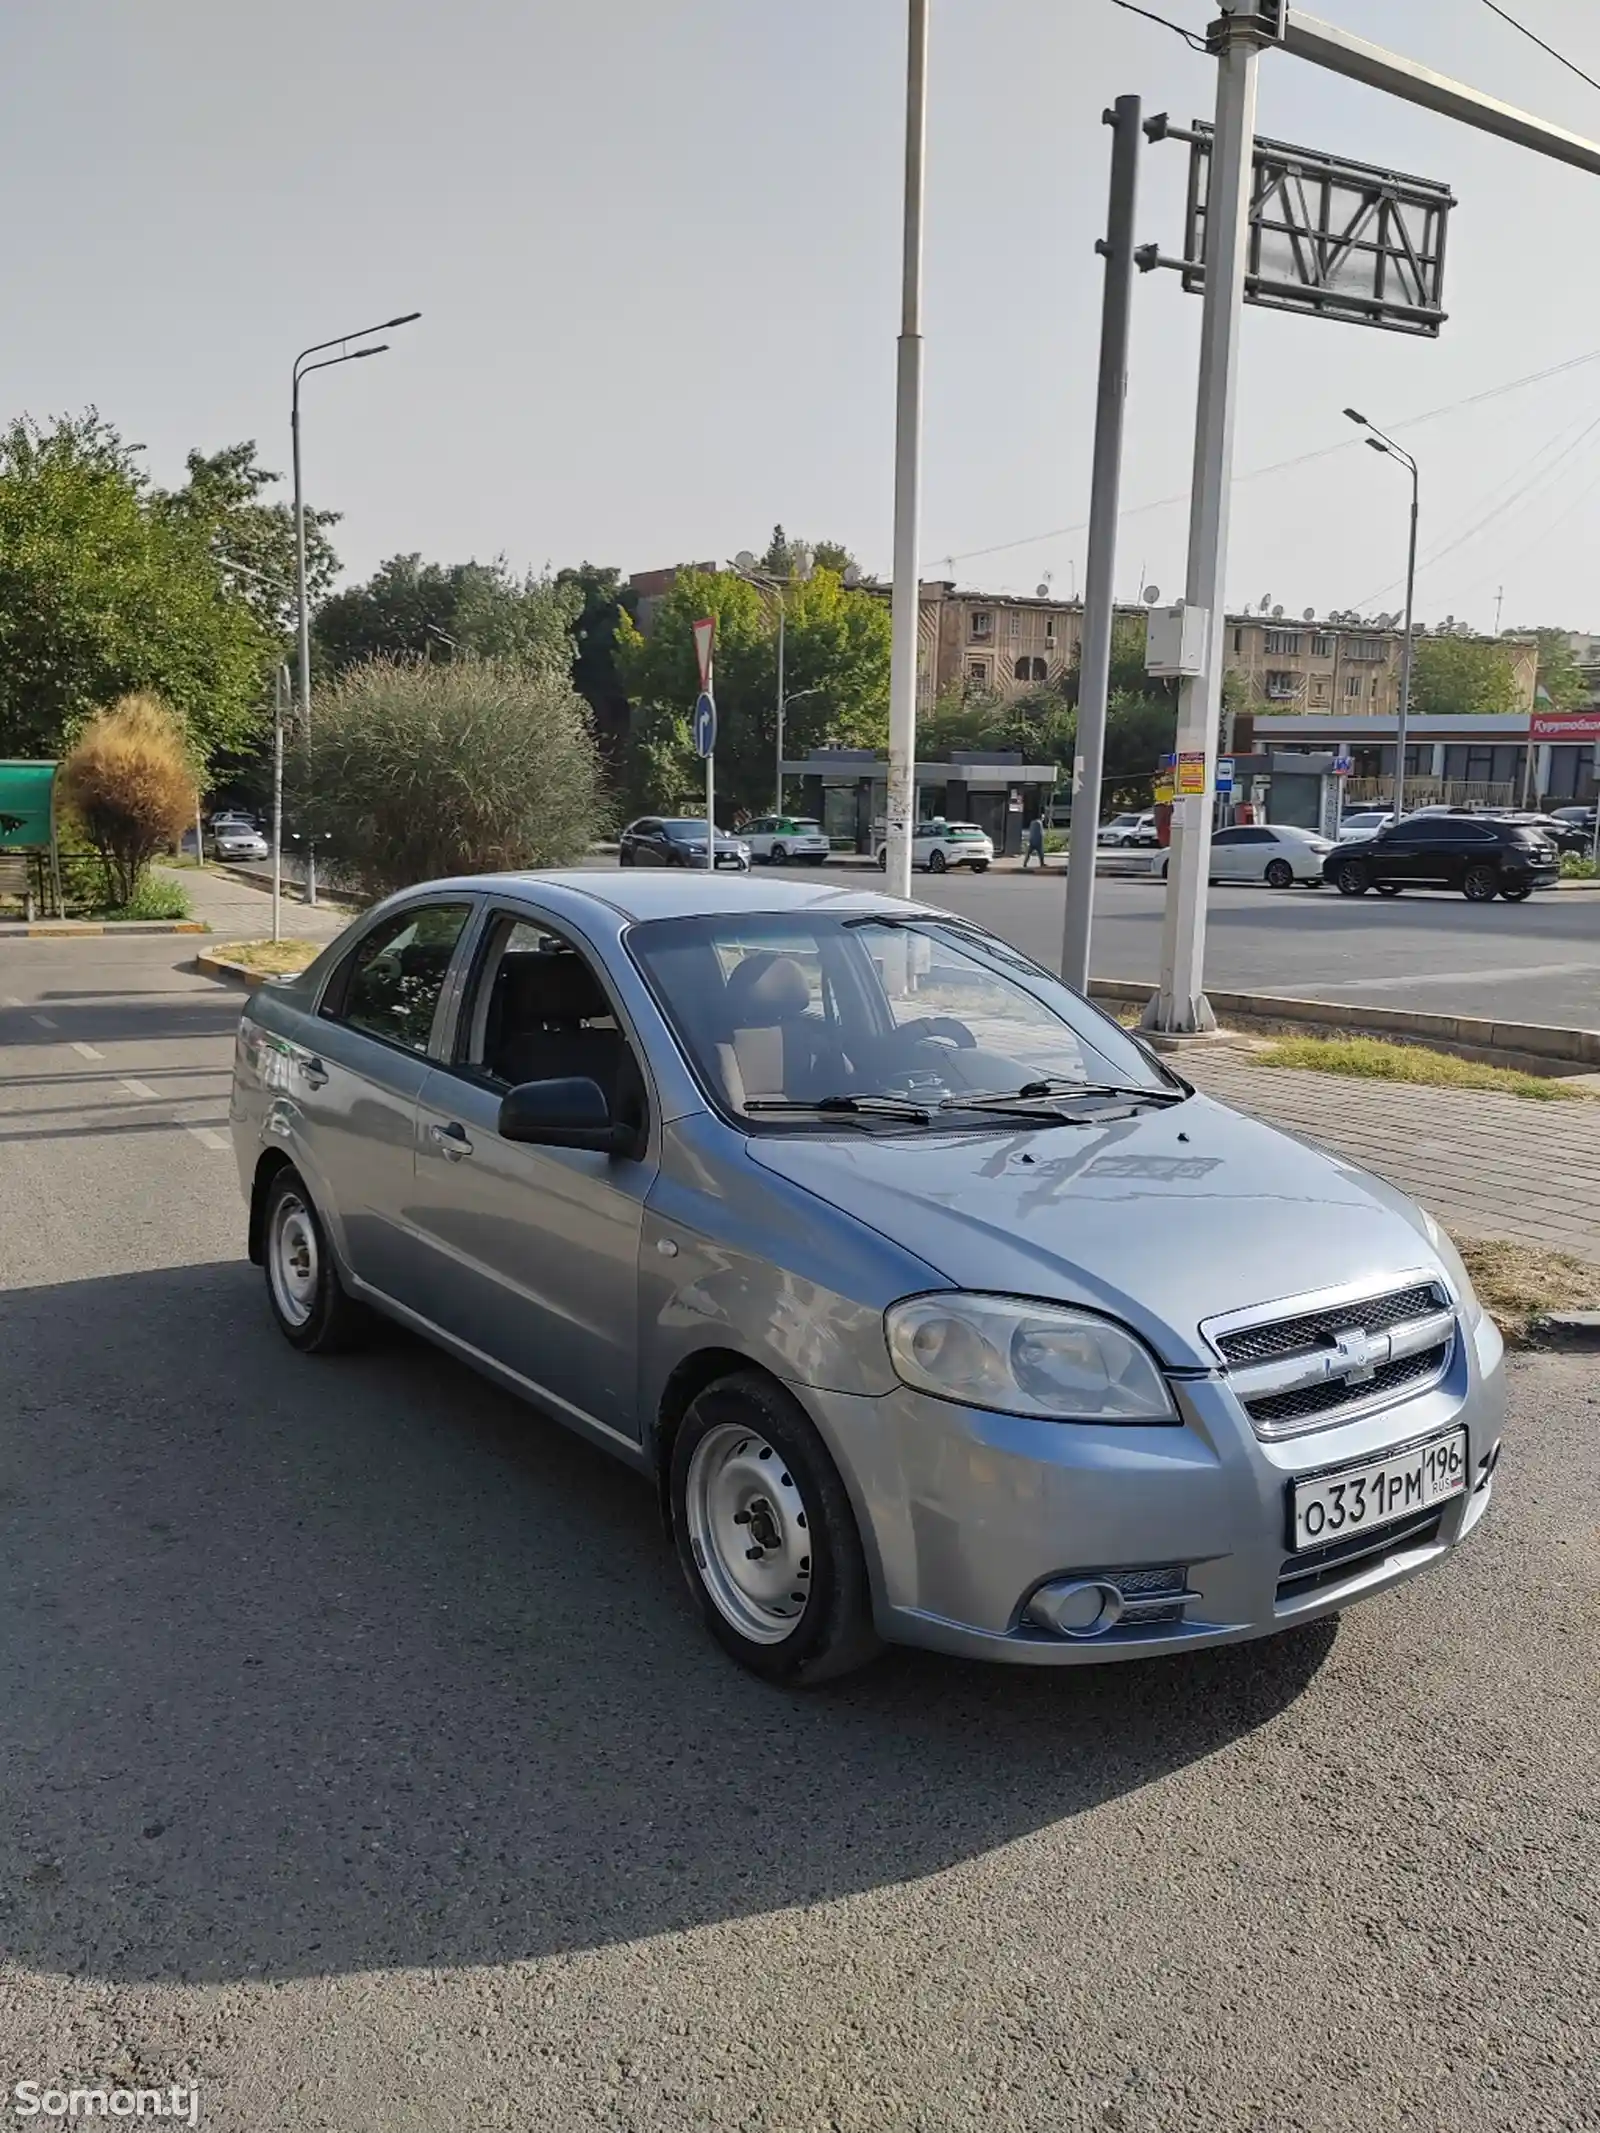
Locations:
231;872;1504;1685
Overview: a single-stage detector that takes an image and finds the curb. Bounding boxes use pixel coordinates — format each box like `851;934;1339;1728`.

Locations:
1089;978;1600;1075
0;920;208;939
1532;1311;1600;1350
193;951;304;988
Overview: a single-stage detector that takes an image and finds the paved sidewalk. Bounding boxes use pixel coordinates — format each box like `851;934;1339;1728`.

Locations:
1184;1048;1600;1262
154;865;355;946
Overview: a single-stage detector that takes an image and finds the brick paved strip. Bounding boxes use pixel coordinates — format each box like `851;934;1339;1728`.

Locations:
1182;1052;1600;1264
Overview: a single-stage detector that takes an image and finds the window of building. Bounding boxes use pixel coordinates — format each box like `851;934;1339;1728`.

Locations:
1233;627;1243;653
968;659;990;686
1371;676;1380;699
1265;670;1299;700
1311;633;1334;659
1348;637;1386;661
1007;611;1020;636
1264;630;1302;655
970;611;993;641
1344;674;1363;698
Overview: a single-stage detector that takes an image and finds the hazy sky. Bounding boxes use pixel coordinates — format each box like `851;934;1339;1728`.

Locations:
5;1;1600;630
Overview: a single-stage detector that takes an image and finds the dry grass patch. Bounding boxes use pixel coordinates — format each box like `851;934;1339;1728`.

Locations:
1455;1236;1600;1342
217;937;320;977
1253;1034;1581;1102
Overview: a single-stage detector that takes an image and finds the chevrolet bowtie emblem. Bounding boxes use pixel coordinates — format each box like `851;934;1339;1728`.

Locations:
1330;1327;1388;1384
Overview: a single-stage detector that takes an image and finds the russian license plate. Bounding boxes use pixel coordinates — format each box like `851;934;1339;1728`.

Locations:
1291;1429;1468;1553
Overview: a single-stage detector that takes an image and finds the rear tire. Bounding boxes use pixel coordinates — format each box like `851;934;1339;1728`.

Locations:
971;860;990;874
670;1372;882;1687
1500;883;1533;902
1336;862;1369;896
876;848;888;871
1265;858;1294;890
1463;866;1499;902
263;1167;366;1355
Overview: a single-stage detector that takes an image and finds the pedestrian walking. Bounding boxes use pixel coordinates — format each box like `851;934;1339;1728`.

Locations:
1022;816;1047;870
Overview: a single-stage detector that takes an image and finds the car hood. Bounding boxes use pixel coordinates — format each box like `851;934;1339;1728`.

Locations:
747;1094;1445;1369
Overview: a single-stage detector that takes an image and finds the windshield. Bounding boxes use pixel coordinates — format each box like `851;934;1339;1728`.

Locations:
627;911;1175;1127
661;819;716;835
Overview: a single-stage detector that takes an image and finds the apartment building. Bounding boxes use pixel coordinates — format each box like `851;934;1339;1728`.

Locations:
1228;615;1539;718
913;584;1088;707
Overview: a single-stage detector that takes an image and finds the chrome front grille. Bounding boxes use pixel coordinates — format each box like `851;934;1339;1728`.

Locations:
1205;1278;1457;1440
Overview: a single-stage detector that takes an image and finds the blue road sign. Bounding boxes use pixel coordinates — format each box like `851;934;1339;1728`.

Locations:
1333;754;1355;777
1217;756;1235;793
693;691;717;760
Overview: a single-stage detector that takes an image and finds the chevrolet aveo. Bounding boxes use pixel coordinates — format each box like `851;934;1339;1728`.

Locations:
231;873;1505;1685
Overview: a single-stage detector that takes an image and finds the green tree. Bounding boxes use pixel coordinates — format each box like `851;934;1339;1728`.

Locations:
1511;626;1586;711
154;441;339;640
293;656;606;899
618;566;891;815
314;553;577;678
0;411;272;763
556;562;640;758
1409;633;1520;717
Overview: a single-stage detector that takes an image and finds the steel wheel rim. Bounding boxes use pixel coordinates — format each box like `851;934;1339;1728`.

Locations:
685;1422;813;1645
268;1191;318;1328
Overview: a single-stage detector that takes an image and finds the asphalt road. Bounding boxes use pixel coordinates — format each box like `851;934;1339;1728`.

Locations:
237;856;1600;1030
2;937;1597;2132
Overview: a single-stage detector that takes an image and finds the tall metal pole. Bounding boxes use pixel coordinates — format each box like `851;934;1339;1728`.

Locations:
774;601;787;814
885;0;929;900
1396;457;1419;819
1061;95;1141;994
291;380;316;908
271;663;287;945
1144;2;1261;1037
705;646;716;868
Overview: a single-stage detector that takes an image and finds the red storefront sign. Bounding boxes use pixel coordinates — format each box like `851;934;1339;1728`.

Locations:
1530;711;1600;742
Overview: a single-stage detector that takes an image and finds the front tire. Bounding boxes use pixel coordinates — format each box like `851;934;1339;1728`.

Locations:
1463;865;1499;902
1265;858;1294;890
671;1373;881;1686
1336;861;1369;896
876;848;888;871
927;848;947;874
1500;882;1533;902
770;844;788;866
1376;882;1402;898
263;1167;366;1355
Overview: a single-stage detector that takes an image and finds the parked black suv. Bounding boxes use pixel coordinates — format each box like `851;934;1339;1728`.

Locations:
1323;814;1561;901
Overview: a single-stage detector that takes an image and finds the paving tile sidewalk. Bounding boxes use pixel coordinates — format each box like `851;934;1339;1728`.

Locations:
1183;1048;1600;1263
154;865;356;946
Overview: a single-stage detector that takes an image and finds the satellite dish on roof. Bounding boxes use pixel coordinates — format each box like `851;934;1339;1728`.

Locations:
1271;605;1285;619
842;563;861;588
1303;607;1316;622
1143;584;1161;604
734;550;756;570
1259;594;1273;612
1036;582;1051;599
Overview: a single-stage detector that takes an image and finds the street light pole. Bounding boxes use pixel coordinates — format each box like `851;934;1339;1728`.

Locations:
886;0;929;900
291;311;421;905
1346;410;1419;818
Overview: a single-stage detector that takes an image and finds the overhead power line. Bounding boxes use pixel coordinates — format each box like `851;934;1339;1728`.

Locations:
936;344;1600;571
1483;1;1600;98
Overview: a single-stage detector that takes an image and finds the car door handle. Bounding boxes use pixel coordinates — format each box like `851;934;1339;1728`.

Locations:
429;1120;473;1160
298;1055;329;1090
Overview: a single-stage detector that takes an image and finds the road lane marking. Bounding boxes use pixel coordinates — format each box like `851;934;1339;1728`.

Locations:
187;1127;231;1151
31;1013;57;1029
1252;960;1598;997
71;1041;104;1060
120;1078;159;1100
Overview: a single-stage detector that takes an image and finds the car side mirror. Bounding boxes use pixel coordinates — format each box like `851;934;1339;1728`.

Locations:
498;1076;630;1155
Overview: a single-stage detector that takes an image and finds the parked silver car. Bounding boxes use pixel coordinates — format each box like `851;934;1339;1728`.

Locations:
231;873;1504;1684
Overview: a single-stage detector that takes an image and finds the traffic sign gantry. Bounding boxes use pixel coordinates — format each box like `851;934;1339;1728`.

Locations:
693;692;717;760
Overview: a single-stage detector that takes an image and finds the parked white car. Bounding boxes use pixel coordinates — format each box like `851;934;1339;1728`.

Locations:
1154;822;1332;887
743;815;831;866
874;821;994;874
1098;811;1158;848
1337;810;1394;842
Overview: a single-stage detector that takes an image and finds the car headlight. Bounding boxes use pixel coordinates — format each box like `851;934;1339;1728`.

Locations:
1422;1213;1484;1329
885;1294;1177;1422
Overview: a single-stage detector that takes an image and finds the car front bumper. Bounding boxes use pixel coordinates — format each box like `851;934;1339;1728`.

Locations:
796;1309;1505;1665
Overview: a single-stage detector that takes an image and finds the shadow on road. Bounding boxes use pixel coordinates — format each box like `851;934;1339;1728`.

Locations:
0;1262;1335;1985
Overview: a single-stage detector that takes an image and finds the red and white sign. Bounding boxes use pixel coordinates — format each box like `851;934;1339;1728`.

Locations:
1531;710;1600;742
692;617;716;692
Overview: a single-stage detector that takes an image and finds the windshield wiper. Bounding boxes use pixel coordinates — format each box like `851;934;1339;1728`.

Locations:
944;1078;1188;1114
744;1093;936;1122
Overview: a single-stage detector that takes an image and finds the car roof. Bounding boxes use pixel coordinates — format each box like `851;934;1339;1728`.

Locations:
414;868;948;924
